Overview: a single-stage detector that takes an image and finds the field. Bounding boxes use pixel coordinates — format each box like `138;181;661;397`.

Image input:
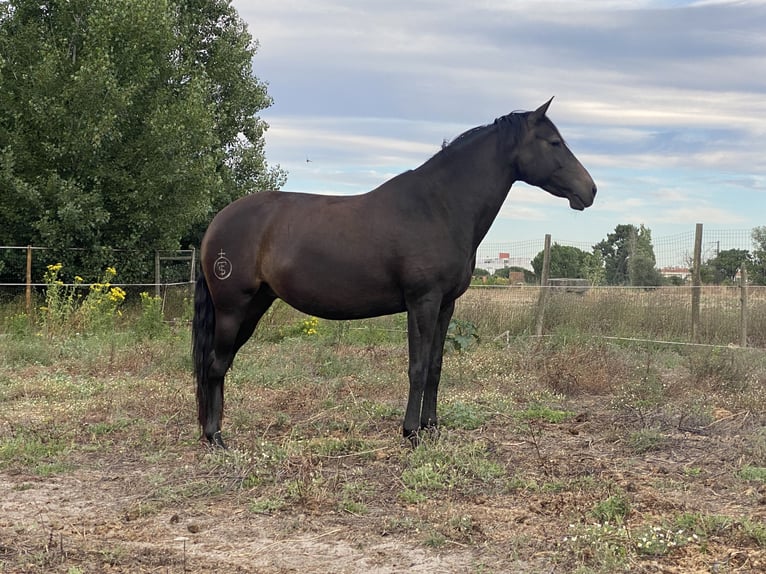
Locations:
2;300;766;573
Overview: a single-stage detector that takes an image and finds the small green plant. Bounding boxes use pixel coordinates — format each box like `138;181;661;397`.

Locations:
738;465;766;482
632;524;698;557
517;403;574;424
446;318;479;354
742;517;766;547
249;497;286;514
3;312;31;338
133;292;166;339
591;494;631;523
563;522;629;569
400;439;504;501
40;262;82;336
628;428;666;453
423;530;447;548
440;400;490;430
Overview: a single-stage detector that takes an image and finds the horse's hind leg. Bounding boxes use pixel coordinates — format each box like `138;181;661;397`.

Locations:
203;291;275;447
202;311;240;447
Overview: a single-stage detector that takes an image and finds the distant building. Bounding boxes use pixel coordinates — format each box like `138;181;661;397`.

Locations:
477;252;532;275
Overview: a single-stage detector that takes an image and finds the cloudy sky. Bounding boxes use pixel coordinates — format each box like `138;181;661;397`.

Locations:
232;0;766;249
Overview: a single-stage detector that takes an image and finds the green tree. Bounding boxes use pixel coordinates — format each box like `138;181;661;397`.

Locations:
0;0;285;280
594;224;662;286
531;243;595;281
701;248;750;284
749;226;766;285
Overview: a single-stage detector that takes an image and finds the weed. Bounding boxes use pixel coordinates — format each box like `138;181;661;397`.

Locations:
401;439;504;500
133;292;167;339
737;465;766;482
611;352;667;426
627;428;666;453
423;530;447;548
440;400;490;430
686;347;751;392
590;494;631;523
631;524;698;557
0;429;72;473
516;403;574;423
301;316;319;336
683;466;702;477
742;517;766;548
446;318;479;354
562;522;629;570
249;497;286;514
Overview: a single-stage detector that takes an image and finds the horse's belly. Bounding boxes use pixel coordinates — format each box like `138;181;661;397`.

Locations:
281;286;405;321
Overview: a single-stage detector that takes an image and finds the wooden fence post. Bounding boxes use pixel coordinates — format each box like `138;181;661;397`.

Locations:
740;265;748;347
691;223;702;342
154;251;161;298
534;234;551;337
26;245;32;316
189;247;196;284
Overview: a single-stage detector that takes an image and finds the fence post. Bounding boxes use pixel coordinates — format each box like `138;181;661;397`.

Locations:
740;265;748;347
691;223;702;342
189;247;196;284
534;234;551;337
26;245;32;316
154;251;161;298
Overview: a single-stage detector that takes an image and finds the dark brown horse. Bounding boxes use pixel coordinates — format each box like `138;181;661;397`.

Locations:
193;99;596;447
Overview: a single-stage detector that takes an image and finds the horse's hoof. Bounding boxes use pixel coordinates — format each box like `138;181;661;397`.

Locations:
403;428;419;448
204;431;227;449
420;423;440;441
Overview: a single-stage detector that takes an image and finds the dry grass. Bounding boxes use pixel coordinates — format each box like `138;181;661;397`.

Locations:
2;282;766;573
1;314;766;572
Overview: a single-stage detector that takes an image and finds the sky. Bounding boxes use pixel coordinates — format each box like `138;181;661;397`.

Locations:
231;0;766;253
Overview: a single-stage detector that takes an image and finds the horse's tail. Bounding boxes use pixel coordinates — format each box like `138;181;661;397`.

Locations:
192;273;215;433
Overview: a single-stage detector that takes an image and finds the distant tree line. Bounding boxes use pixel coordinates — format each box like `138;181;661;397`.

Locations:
474;224;766;286
0;0;285;282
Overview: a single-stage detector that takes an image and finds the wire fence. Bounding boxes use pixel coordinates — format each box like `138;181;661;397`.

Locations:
456;284;766;349
476;227;757;272
1;226;764;348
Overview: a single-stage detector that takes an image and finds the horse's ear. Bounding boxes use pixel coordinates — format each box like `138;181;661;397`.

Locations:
530;97;554;123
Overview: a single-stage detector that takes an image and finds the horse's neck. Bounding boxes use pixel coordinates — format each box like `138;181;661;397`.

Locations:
420;130;516;250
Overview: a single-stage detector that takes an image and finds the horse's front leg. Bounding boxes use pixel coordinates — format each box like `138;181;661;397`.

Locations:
403;296;441;446
420;300;456;433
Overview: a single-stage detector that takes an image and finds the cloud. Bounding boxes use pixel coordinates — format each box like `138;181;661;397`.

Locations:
236;0;766;243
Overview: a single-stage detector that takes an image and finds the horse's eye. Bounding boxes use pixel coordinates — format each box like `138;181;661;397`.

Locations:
550;140;562;147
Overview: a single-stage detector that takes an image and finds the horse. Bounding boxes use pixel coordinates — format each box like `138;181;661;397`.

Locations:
192;98;596;448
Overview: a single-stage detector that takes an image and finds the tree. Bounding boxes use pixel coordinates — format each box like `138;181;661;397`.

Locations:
749;226;766;285
701;248;750;284
594;224;662;286
0;0;285;280
531;243;597;282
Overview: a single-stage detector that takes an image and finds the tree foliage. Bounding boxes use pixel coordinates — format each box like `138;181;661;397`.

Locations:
0;0;285;280
531;243;602;284
593;224;662;286
701;248;750;284
750;226;766;285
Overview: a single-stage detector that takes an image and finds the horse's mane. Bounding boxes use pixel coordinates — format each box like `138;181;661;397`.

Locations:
432;111;527;160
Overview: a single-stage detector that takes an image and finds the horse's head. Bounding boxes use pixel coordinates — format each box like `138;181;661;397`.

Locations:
513;98;597;211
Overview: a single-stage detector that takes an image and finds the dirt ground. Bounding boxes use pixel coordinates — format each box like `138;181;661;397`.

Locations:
2;339;766;573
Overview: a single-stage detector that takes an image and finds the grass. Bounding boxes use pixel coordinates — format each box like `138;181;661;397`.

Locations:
1;293;766;572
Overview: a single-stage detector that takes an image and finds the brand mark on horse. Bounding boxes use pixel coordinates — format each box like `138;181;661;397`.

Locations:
213;249;232;280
